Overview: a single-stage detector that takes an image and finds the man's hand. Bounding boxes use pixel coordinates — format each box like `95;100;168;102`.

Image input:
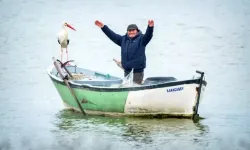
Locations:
148;20;154;27
95;20;104;28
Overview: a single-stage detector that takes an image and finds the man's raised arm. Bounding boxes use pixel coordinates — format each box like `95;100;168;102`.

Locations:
142;20;154;46
95;20;122;46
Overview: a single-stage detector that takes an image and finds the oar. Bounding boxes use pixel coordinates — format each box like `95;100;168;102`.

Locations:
113;58;124;70
52;57;86;115
192;70;205;121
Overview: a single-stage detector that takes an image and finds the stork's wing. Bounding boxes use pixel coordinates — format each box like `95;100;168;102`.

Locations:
57;30;67;44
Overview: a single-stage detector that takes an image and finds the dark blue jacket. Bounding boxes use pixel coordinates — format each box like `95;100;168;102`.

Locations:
101;25;153;73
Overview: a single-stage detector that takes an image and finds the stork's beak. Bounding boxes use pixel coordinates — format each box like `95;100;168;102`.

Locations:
66;23;76;31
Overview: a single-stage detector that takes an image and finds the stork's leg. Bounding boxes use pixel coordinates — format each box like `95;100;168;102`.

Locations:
61;48;63;62
66;47;68;61
66;40;70;64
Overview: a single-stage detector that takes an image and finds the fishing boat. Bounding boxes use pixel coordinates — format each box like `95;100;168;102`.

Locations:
47;57;207;120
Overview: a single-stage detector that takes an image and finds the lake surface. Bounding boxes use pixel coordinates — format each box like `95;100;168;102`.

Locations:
0;0;250;149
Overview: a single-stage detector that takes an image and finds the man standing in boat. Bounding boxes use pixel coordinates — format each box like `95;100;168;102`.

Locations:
95;20;154;84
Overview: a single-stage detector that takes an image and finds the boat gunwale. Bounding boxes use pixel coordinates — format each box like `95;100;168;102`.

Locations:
47;65;207;92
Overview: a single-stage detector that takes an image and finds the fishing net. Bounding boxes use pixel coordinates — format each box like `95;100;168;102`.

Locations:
122;69;133;85
118;69;141;87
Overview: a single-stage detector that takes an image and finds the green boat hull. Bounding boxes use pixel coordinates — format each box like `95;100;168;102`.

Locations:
52;80;129;113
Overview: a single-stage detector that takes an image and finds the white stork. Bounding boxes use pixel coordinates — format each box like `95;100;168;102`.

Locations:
57;22;76;62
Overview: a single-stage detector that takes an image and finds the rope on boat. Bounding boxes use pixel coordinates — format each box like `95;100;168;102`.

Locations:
68;73;85;80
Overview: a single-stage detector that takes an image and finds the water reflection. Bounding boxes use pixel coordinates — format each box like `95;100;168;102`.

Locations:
53;110;210;145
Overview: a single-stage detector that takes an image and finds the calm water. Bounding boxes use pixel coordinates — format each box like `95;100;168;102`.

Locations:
0;0;250;149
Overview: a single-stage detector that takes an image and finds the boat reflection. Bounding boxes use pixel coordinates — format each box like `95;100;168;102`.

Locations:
52;109;210;145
